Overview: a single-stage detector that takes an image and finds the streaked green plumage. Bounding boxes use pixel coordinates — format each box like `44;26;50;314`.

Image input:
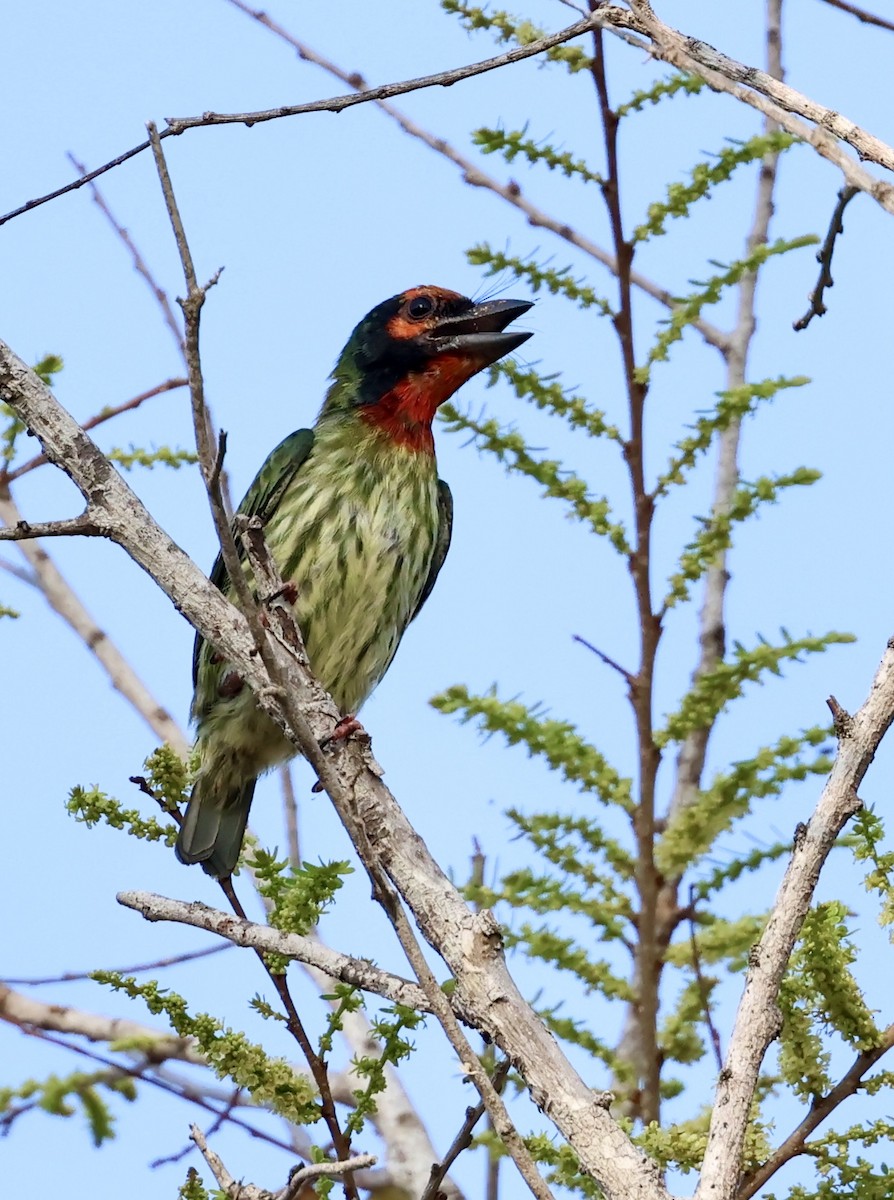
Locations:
176;286;532;877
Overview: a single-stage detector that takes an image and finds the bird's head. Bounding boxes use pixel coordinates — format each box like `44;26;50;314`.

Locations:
321;285;533;450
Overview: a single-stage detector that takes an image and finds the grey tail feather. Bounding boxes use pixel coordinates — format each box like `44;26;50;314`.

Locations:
175;776;257;879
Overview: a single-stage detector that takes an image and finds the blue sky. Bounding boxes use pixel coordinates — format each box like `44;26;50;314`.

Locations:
3;2;894;1197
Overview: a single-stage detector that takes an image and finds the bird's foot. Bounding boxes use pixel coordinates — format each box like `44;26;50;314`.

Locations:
312;715;370;791
319;713;365;750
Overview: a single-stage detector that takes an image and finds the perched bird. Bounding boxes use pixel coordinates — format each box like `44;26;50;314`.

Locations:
176;285;533;877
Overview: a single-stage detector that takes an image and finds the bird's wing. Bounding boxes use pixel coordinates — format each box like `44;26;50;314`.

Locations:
194;428;315;685
411;478;453;623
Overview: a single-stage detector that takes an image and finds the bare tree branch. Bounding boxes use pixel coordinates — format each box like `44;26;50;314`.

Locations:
421;1059;511;1200
665;0;785;832
598;5;894;217
189;1122;377;1200
622;1;894;171
793;184;860;330
2;942;230;987
817;0;894;34
696;668;894;1198
0;490;188;753
163;17;595;134
0;509;106;540
739;1021;894;1197
0;982;204;1065
117;890;435;1010
0;16;597;229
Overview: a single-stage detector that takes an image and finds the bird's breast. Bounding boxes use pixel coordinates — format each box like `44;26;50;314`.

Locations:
263;444;440;713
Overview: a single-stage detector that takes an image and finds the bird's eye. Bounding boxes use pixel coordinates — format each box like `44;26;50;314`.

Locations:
407;295;435;320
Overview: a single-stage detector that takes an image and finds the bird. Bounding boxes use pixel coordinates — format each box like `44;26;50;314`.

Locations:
176;284;533;878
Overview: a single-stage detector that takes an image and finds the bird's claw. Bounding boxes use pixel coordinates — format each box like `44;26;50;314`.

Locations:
318;713;365;750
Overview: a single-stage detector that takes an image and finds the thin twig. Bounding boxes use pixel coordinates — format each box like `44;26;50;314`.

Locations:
220;876;362;1200
146;124;360;1198
687;887;723;1071
278;1155;379;1200
1;943;230;987
421;1060;511;1200
0;510;105;540
664;0;786;846
572;633;634;686
151;1087;244;1169
586;12;663;1126
145;123;247;634
0;17;596;229
793;185;860;330
281;765;301;870
817;0;894;33
67;152;186;357
15;1026;296;1154
739;1022;894;1198
0;490;188;753
3;378;188;482
164;17;595;134
0;557;36;587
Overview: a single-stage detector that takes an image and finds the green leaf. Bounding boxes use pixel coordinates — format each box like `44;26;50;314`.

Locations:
473;124;602;182
468;243;613;314
665;468;823;608
441;1;592;73
617;73;706;117
634;132;797;243
657;631;855;746
636;236;818;383
432;684;634;809
106;444;198;471
438;408;629;547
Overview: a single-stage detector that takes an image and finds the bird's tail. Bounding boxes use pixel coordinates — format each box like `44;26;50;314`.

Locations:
175;774;257;879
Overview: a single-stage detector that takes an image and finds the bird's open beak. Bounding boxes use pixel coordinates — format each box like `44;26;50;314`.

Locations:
425;298;534;364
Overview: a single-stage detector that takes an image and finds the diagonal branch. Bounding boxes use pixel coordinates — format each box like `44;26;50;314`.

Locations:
0;491;188;753
665;0;785;834
739;1021;894;1197
598;5;894;217
0;16;597;229
695;669;894;1199
818;0;894;31
3;378;188;482
622;1;894;170
0;982;204;1065
163;16;596;134
117;890;435;1012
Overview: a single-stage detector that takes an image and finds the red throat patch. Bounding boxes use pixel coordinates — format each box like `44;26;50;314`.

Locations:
359;353;480;452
